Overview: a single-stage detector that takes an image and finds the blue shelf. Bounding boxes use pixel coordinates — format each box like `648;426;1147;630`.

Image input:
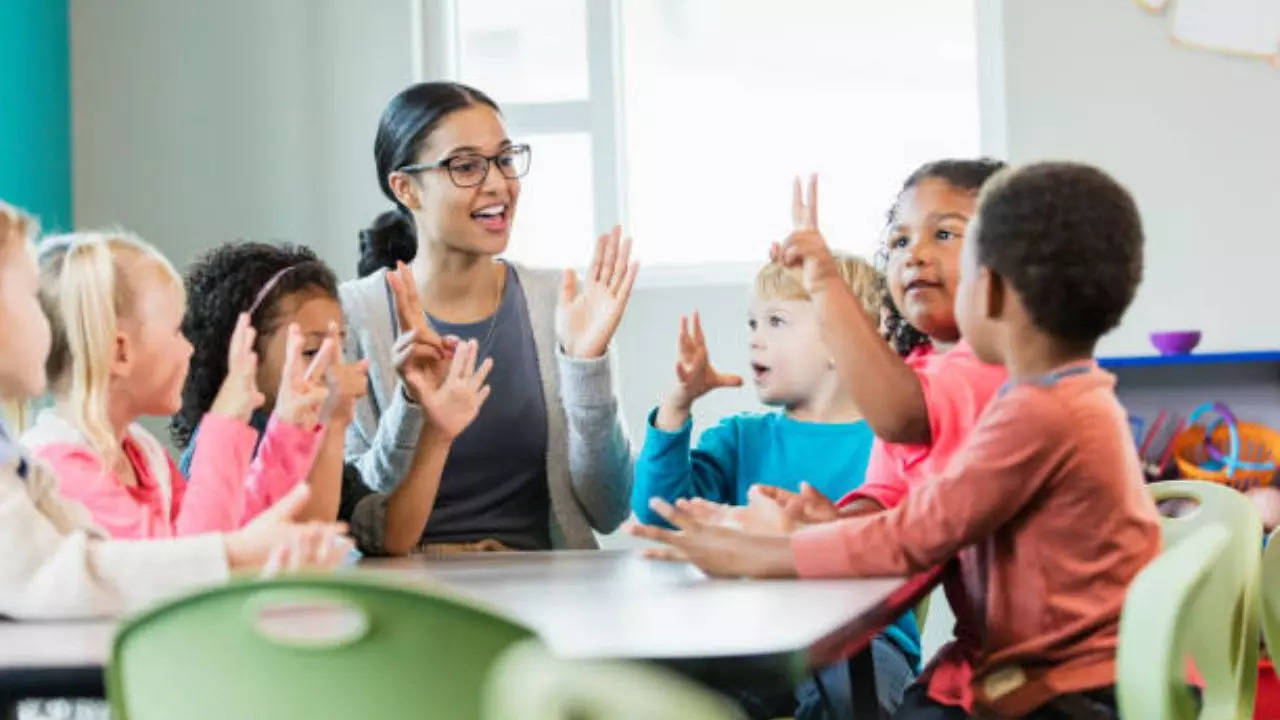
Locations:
1098;350;1280;369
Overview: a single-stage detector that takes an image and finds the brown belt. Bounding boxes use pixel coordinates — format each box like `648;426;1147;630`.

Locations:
416;538;515;556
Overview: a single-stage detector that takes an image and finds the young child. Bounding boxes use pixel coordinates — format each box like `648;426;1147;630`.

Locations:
174;242;492;555
0;201;349;619
634;162;1161;719
22;232;330;539
632;256;919;719
746;161;1010;534
633;256;884;517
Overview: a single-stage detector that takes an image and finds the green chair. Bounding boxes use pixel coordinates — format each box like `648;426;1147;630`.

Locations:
483;639;747;720
1119;525;1230;719
1118;480;1263;719
107;575;535;720
1258;526;1280;682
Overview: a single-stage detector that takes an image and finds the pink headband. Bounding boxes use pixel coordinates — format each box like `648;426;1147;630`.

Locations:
246;265;296;317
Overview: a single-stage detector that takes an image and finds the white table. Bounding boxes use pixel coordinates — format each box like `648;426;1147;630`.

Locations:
0;550;938;709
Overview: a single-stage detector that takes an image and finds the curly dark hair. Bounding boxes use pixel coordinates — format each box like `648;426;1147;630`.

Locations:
169;242;339;449
875;158;1008;356
973;161;1143;344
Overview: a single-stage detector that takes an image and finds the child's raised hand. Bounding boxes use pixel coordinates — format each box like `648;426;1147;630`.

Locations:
771;175;840;294
387;261;457;404
419;338;493;440
210;313;266;422
274;323;333;429
318;322;369;427
671;312;742;409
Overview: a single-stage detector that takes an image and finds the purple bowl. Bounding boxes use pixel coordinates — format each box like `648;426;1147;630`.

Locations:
1150;330;1201;356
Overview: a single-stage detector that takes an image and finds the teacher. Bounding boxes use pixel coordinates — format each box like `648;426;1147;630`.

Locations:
340;82;637;552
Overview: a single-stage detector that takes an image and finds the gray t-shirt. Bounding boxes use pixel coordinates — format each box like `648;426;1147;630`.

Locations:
418;263;551;549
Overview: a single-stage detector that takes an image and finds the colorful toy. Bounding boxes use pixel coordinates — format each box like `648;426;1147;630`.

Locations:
1137;410;1183;481
1171;402;1280;491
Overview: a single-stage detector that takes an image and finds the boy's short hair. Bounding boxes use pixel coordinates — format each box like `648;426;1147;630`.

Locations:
974;162;1144;344
755;254;882;320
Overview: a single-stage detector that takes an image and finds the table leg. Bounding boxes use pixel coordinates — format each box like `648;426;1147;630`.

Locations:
848;644;879;719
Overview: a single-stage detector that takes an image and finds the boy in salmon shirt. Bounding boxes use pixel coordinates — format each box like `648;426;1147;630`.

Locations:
632;162;1161;720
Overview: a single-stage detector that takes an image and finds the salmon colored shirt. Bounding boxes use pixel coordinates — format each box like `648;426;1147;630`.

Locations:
794;363;1162;717
842;340;1007;510
24;410;322;540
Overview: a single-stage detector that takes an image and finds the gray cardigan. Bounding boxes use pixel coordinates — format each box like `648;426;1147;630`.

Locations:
339;264;633;550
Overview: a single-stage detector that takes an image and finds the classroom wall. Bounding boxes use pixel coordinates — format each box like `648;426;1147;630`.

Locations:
0;0;72;231
64;2;1280;556
990;0;1280;358
69;0;413;275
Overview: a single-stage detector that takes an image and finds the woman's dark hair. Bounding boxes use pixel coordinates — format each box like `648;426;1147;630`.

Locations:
358;82;501;278
170;242;339;449
875;157;1007;357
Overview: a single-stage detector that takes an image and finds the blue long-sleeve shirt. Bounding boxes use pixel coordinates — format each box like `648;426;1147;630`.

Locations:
633;409;876;520
632;408;920;669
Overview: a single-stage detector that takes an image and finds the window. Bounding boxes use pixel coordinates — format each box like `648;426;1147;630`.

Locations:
441;0;979;277
454;0;622;270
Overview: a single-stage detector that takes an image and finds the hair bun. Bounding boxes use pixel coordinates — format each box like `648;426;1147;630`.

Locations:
357;209;417;277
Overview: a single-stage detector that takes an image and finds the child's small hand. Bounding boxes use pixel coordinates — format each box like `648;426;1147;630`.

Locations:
387;261;457;404
754;482;839;525
419;338;493;440
772;175;841;295
656;312;741;431
317;322;369;427
210;313;266;422
628;498;797;578
274;323;333;429
671;312;742;407
225;483;352;574
673;485;819;536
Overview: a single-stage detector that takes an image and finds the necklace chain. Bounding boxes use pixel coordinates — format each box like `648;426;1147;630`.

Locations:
424;267;503;357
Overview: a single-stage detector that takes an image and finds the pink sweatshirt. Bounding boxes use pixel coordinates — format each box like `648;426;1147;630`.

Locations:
22;409;322;540
841;340;1007;509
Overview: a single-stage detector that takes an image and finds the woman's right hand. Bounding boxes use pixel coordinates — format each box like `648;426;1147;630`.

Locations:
223;484;352;574
387;261;456;405
210;313;266;422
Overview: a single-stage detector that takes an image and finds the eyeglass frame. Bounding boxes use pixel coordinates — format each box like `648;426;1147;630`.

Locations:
396;143;532;188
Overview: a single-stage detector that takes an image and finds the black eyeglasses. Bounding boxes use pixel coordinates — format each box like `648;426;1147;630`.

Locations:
398;144;532;188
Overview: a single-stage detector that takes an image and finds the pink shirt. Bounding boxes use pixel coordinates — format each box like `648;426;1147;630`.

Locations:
842;340;1007;509
24;410;322;540
795;363;1161;716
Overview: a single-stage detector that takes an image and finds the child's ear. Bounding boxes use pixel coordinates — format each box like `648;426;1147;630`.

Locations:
111;331;133;377
388;171;423;211
983;266;1006;320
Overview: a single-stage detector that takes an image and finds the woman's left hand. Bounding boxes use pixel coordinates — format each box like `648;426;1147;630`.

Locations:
555;226;640;359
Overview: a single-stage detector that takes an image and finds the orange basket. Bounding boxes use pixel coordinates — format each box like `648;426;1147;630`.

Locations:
1172;403;1280;491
